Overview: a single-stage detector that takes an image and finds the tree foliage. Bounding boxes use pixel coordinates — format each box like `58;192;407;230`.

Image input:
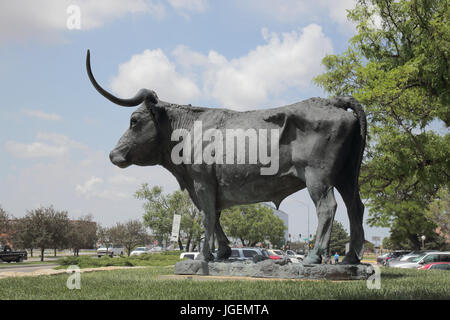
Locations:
220;204;287;248
67;214;98;256
109;219;149;256
135;184;203;250
14;206;70;261
314;0;449;249
0;206;11;246
426;187;450;237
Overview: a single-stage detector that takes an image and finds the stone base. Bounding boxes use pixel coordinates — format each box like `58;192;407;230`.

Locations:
174;259;374;280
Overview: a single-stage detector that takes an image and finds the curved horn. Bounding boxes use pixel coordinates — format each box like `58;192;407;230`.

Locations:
86;50;156;107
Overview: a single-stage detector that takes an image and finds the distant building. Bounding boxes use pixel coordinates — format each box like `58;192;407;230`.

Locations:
263;203;289;242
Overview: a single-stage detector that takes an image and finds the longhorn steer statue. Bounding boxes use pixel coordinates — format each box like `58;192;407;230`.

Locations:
86;50;367;264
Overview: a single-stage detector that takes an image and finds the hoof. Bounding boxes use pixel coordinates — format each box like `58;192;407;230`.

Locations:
342;252;361;265
303;253;321;264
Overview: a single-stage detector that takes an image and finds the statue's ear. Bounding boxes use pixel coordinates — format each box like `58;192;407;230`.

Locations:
148;104;167;126
145;90;158;105
144;90;162;121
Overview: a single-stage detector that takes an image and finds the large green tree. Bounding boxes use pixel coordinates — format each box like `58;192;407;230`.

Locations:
16;206;70;261
0;206;11;246
220;204;287;248
314;0;449;249
67;215;98;256
109;219;149;256
135;184;203;250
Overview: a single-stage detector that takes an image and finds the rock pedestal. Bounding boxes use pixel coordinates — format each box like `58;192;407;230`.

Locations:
174;259;375;280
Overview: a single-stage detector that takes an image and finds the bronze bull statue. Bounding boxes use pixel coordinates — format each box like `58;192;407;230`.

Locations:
86;50;366;264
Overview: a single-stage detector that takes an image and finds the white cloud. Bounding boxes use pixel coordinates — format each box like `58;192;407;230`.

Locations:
4;132;86;158
167;0;208;13
75;176;103;195
203;24;334;108
113;24;333;109
108;174;138;185
110;49;201;104
5;141;67;158
0;0;165;43
76;176;129;200
21;109;62;121
240;0;357;33
36;132;87;150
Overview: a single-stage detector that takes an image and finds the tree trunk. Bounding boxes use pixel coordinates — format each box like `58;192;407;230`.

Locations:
30;248;33;257
186;237;192;252
178;238;183;250
54;248;57;257
41;248;44;262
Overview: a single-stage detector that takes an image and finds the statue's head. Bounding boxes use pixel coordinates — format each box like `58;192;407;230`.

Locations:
86;50;163;168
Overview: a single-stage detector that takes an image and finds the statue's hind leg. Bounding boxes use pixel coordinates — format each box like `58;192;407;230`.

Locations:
303;167;337;264
215;211;231;260
336;180;365;265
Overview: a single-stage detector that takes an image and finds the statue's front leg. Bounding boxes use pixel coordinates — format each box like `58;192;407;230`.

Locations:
193;180;216;262
199;209;216;262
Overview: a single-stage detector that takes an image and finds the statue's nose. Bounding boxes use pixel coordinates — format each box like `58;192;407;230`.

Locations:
109;149;128;168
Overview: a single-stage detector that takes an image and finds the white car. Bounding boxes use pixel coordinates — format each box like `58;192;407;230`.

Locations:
130;247;151;256
285;250;305;261
398;251;438;261
180;252;200;260
150;246;163;253
97;245;124;257
393;252;450;269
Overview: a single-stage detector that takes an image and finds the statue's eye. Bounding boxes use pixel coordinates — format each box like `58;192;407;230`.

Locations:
130;118;138;128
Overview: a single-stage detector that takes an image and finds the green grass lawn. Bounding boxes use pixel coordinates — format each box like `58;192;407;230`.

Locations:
0;266;449;300
56;251;182;269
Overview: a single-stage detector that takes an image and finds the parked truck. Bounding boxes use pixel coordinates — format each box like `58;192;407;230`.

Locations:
0;244;28;263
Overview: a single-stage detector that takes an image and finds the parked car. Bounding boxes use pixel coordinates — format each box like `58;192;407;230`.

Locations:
418;262;450;270
381;250;410;266
391;252;450;269
285;249;304;261
398;250;437;262
376;253;389;265
267;249;295;263
97;245;124;257
267;249;284;259
227;247;271;262
150;246;163;253
180;252;201;260
0;245;28;263
130;247;151;256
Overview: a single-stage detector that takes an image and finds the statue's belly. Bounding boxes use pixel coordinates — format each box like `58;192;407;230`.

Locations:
216;167;305;210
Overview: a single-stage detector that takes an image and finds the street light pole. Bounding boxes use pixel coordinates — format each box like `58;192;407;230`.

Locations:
292;199;310;250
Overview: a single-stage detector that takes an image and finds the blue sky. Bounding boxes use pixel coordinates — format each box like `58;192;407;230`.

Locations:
0;0;390;242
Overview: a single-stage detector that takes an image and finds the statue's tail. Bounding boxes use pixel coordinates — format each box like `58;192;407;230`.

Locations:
332;96;367;186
